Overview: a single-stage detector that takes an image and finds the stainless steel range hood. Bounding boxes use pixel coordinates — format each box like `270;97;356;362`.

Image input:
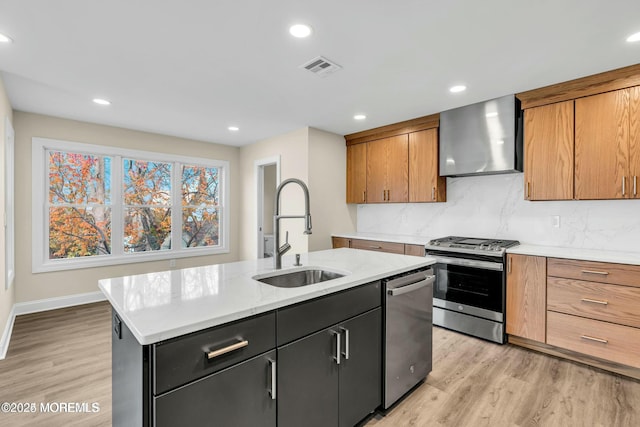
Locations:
439;95;523;177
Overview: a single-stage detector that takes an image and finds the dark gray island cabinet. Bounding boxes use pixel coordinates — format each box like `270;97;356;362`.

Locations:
112;280;382;427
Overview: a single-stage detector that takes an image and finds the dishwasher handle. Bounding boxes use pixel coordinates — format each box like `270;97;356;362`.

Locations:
388;275;435;296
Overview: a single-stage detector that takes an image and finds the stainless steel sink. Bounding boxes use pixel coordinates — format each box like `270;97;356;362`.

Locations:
254;268;346;288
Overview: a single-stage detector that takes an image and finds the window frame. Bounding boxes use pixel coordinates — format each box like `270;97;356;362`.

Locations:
32;137;230;273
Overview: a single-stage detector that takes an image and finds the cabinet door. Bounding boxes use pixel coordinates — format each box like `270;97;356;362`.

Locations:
506;254;547;343
386;134;409;202
278;329;339;427
524;101;574;200
154;350;276;427
338;309;382;427
346;143;367;203
332;236;351;248
409;129;446;202
366;135;408;203
630;86;640;199
575;89;630;199
366;138;389;203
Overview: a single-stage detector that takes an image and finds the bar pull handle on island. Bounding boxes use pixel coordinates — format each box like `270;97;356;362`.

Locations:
206;339;249;360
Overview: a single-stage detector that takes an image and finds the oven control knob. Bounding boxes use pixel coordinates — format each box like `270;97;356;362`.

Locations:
458;305;463;311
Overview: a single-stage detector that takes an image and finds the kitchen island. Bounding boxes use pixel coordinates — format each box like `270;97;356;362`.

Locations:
99;248;434;427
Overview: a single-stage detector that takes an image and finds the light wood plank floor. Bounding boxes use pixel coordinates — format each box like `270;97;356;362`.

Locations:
1;302;639;426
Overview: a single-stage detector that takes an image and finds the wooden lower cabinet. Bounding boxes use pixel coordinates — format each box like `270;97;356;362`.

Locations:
505;254;547;343
404;244;425;257
350;239;404;254
547;311;640;369
331;236;351;249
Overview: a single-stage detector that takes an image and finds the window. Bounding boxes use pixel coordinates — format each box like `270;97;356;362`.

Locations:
32;138;229;272
5;117;15;288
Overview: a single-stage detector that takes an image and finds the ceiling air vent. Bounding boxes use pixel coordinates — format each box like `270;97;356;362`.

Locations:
300;56;342;77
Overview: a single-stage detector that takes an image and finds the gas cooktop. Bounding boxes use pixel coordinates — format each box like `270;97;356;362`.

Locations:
425;236;519;256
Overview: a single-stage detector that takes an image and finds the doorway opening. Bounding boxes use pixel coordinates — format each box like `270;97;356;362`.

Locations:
255;156;280;259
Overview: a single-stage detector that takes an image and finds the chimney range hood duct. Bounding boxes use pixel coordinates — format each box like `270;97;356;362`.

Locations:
439;94;523;177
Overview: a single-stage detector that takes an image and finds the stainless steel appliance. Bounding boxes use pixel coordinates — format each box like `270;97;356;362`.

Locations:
425;236;519;344
383;268;434;409
439;94;523;176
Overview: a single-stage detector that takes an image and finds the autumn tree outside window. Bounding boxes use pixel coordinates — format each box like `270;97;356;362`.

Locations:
33;138;229;273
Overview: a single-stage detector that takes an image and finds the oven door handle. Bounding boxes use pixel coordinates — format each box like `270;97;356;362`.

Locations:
432;256;503;271
388;275;435;296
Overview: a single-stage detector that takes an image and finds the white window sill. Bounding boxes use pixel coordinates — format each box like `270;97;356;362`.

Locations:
32;247;230;274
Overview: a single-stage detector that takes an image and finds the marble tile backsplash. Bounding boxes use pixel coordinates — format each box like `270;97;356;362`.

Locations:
357;173;640;253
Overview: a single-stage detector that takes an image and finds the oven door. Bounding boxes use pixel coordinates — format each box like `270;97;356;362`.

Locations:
430;254;504;315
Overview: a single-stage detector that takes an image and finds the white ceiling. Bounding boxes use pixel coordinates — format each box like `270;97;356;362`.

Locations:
1;1;639;147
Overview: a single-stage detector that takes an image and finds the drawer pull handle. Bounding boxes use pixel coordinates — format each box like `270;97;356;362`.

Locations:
580;298;609;306
332;330;341;365
369;245;382;249
581;270;609;276
580;335;608;344
206;339;249;360
267;358;276;400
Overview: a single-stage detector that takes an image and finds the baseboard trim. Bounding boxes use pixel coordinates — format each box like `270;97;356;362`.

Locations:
0;305;16;360
13;291;107;316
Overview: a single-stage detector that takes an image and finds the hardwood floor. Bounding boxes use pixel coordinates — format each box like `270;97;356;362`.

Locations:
0;302;111;427
1;302;639;426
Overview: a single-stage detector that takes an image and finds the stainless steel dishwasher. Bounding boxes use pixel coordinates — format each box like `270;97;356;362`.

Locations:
383;268;434;409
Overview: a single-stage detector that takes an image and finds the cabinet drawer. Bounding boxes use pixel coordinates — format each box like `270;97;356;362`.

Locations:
548;258;640;288
350;239;404;254
154;312;276;395
547;311;640;368
277;281;381;346
548;277;640;328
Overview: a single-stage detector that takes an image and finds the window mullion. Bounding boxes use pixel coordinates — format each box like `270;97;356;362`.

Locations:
171;162;182;252
112;155;123;256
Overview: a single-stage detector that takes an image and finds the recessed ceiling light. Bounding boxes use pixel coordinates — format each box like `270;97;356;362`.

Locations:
627;32;640;42
289;24;312;38
354;114;366;120
449;85;467;93
92;98;111;105
0;33;13;43
228;126;239;131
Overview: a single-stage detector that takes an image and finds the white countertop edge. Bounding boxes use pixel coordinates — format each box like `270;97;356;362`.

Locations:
100;250;435;345
507;244;640;266
332;232;432;246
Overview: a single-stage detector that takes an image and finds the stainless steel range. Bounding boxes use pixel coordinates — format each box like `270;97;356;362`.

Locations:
425;236;519;344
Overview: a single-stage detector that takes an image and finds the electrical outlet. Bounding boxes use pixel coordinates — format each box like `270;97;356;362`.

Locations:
169;259;176;268
552;215;561;228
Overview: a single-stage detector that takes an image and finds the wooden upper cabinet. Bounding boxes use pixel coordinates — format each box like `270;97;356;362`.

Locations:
506;254;547;343
366;135;408;203
408;129;446;202
523;101;574;200
575;89;630;200
630;86;640;199
346;144;367;203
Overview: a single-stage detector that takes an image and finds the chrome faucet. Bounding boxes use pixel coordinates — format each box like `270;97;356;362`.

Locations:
273;178;312;269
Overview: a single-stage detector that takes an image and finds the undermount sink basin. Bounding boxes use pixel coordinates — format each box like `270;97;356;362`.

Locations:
253;268;347;288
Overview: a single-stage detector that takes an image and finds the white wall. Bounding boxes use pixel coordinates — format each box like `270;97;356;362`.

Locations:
238;127;357;261
0;77;14;340
357;173;640;252
308;128;357;251
13;112;241;304
239;128;309;261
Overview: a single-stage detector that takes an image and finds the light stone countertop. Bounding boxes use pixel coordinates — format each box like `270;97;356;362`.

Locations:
99;248;435;345
507;244;640;266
